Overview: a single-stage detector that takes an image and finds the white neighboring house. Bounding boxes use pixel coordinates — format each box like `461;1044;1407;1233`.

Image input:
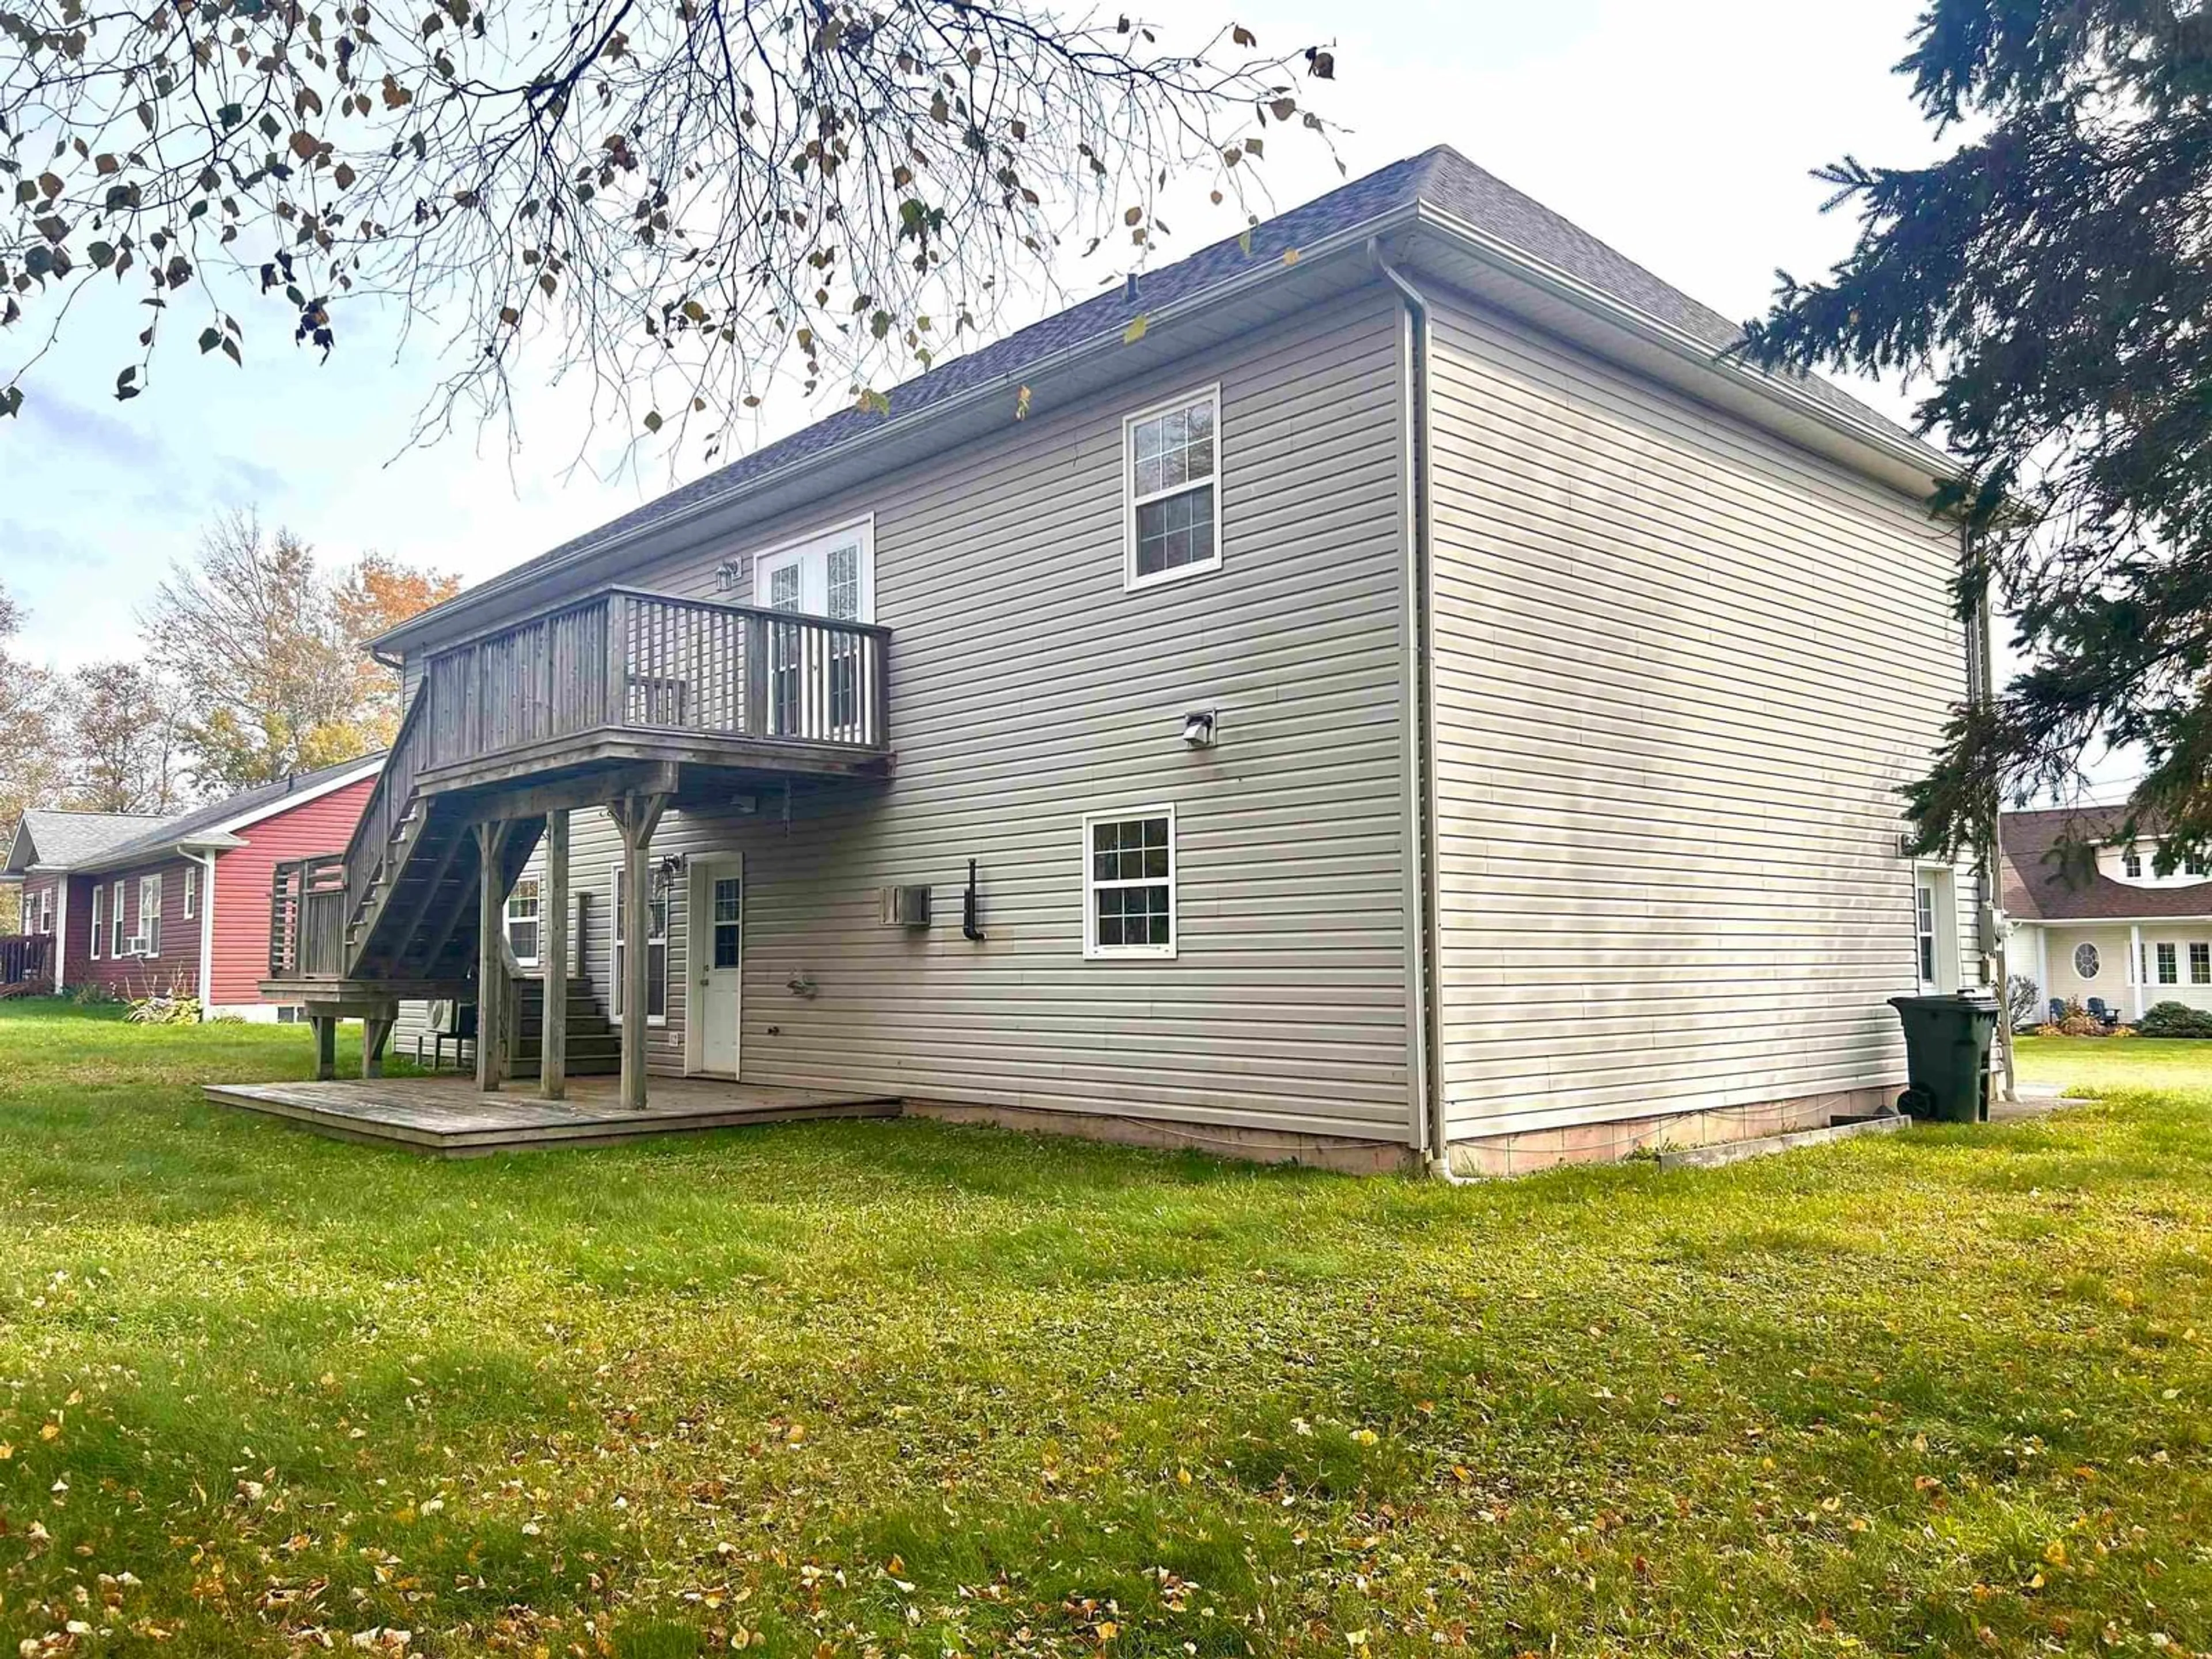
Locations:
2002;809;2212;1021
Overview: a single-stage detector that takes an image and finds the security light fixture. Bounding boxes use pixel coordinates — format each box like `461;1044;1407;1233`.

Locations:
1181;709;1218;749
714;559;742;591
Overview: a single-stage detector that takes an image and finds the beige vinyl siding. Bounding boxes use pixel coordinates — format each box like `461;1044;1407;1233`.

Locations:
1425;288;1967;1132
438;291;1415;1139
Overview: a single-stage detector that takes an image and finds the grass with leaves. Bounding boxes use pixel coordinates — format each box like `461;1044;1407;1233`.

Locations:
0;1002;2206;1657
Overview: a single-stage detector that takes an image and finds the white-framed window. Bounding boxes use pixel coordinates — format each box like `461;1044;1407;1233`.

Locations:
612;868;668;1025
2074;941;2100;980
1914;876;1940;986
183;865;198;920
2193;943;2211;985
1084;805;1177;959
89;885;103;960
2157;941;2179;984
109;880;126;958
2188;854;2210;877
35;885;52;935
138;873;162;957
1123;385;1221;590
506;877;541;967
2123;849;2144;879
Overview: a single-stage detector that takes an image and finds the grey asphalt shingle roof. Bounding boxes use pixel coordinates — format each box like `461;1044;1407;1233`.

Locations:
6;809;177;872
422;145;1930;616
85;753;386;870
2001;808;2212;922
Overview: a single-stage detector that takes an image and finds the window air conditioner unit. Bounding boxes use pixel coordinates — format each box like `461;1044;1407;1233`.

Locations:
879;885;931;929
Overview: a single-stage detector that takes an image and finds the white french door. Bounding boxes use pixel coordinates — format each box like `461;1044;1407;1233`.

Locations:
752;521;873;740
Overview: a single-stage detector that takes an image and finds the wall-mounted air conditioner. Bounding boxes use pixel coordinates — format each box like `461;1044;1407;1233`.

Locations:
880;885;931;928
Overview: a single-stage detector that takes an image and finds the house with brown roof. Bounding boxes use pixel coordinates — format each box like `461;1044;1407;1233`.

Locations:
2001;808;2212;1021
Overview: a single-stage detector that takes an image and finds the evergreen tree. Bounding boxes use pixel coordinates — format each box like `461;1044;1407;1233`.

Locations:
1741;0;2212;874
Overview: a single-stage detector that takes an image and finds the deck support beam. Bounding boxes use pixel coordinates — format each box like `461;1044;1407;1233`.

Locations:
310;1014;337;1081
541;808;570;1101
362;1016;393;1079
475;819;516;1094
609;789;669;1113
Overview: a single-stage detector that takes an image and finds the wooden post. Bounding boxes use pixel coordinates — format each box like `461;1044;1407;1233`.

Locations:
362;1015;393;1079
310;1014;336;1082
475;819;513;1093
541;808;570;1101
610;790;668;1113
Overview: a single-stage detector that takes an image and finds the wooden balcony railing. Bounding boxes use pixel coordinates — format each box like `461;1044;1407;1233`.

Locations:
270;855;348;979
419;586;891;771
0;933;52;988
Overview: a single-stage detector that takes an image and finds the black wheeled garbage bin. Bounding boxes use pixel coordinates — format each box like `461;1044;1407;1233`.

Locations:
1887;993;1999;1122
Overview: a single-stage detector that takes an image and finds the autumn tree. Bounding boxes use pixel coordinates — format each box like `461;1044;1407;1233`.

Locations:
1;3;1336;448
1741;0;2212;870
61;660;187;813
145;509;456;787
0;581;66;933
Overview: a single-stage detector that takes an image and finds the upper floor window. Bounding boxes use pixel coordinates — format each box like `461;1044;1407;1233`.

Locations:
2124;849;2143;879
1124;388;1220;590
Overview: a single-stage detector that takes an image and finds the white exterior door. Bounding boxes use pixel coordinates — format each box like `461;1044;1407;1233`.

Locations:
694;858;743;1077
754;522;874;741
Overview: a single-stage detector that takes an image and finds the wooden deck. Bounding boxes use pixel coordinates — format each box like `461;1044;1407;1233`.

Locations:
203;1073;902;1156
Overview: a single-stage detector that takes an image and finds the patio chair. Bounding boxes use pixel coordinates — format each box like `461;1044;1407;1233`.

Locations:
2047;998;2066;1024
2086;997;2120;1028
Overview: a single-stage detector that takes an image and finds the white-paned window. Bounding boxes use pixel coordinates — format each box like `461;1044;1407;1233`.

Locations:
183;865;198;920
1124;387;1221;589
711;876;742;969
612;870;668;1024
1084;807;1176;959
506;877;541;967
36;885;52;935
2073;941;2100;980
89;885;103;960
2188;854;2209;877
2124;849;2143;878
2158;942;2179;984
2191;942;2210;985
109;881;126;958
1914;877;1939;986
139;873;162;956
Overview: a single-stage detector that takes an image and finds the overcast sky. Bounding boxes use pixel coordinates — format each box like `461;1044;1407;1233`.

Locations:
7;1;1988;701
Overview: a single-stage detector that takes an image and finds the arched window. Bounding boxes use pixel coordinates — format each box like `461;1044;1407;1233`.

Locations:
2073;942;2100;980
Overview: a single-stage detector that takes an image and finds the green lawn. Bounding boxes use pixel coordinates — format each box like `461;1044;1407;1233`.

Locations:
0;1003;2205;1658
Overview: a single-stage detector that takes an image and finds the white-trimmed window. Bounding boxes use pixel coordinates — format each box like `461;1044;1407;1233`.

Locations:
2124;849;2144;879
109;881;126;958
506;877;541;967
89;885;103;960
35;885;52;935
2074;941;2100;980
2194;943;2211;986
2189;855;2210;877
1914;876;1940;986
2157;941;2179;984
612;869;668;1024
1084;806;1177;959
183;865;198;920
1124;387;1220;589
138;873;162;957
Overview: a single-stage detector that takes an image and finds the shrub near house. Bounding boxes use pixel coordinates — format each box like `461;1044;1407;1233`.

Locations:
2136;1001;2212;1038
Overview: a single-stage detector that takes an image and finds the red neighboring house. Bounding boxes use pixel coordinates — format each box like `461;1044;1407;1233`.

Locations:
1;755;382;1016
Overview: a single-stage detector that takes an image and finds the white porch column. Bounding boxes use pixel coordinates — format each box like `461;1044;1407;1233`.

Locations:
2130;922;2146;1020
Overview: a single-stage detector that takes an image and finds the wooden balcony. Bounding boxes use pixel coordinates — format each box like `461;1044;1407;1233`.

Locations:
263;586;893;1100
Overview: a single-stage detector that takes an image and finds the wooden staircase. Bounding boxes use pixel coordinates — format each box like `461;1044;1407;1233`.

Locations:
510;977;621;1078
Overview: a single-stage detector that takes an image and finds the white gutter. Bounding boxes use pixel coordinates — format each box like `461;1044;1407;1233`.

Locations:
51;876;67;993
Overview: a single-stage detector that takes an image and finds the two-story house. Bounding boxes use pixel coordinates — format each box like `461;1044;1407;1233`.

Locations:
253;146;1983;1173
2002;808;2212;1022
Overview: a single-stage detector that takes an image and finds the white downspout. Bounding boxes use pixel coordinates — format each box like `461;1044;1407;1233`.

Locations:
195;849;218;1020
1369;239;1463;1185
51;876;67;994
